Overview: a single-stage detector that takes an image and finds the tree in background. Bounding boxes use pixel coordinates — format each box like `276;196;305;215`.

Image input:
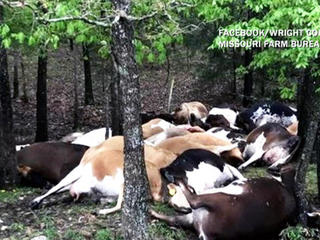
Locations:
35;47;48;142
0;5;17;187
82;43;94;105
212;0;320;224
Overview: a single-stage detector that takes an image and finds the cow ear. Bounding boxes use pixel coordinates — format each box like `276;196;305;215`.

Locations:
287;135;300;149
175;107;181;112
189;113;196;126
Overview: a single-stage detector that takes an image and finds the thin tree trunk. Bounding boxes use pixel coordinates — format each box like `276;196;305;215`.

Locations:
232;48;237;98
70;40;79;130
110;0;151;239
294;67;320;225
13;52;19;99
35;50;48;142
82;43;94;105
315;125;320;199
0;5;17;187
20;54;28;103
110;56;123;136
242;49;253;107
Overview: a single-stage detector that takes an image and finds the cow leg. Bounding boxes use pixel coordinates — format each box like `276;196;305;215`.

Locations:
238;150;265;170
268;154;291;170
30;165;82;208
98;184;123;215
150;210;193;228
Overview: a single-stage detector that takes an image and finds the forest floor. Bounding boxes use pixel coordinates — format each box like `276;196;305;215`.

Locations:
1;46;319;239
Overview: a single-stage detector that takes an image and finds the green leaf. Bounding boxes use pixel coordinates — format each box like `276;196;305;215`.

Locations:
75;34;86;43
67;23;75;35
1;25;10;36
16;32;25;44
28;36;36;46
147;53;155;63
2;38;11;48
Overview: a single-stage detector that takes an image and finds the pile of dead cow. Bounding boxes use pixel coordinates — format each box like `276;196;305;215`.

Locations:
16;101;320;240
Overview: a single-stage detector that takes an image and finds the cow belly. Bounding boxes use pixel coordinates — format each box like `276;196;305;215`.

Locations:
70;164;123;197
94;169;123;196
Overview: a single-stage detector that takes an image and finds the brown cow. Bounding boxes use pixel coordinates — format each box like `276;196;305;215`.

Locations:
17;142;89;186
151;165;296;240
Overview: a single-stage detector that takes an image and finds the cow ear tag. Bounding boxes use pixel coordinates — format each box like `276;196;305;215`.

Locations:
167;184;176;196
169;188;176;196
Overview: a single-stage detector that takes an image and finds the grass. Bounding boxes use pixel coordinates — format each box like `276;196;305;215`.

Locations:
63;230;85;240
243;164;318;197
94;229;123;240
0;187;40;203
279;225;320;240
149;221;187;240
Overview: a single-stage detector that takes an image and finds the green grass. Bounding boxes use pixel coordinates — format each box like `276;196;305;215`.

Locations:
94;229;113;240
0;187;40;203
151;202;176;215
243;164;318;197
279;225;320;240
63;230;85;240
149;221;187;240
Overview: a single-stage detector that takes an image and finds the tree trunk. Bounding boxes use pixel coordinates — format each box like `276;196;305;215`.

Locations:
110;57;123;136
110;0;151;239
35;50;48;142
70;40;79;130
82;43;94;105
294;67;320;225
13;52;19;99
315;125;320;199
232;48;237;99
0;6;17;187
20;54;28;103
242;50;253;107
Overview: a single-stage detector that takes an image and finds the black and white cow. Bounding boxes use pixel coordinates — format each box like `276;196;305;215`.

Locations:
208;107;239;129
236;102;297;133
160;149;245;211
238;123;300;170
190;107;240;131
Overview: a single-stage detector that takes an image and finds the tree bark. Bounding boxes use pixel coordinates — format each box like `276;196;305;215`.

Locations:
242;49;253;107
294;67;320;225
70;40;79;130
0;6;17;187
110;0;151;239
82;43;94;105
20;54;28;103
13;52;19;99
35;50;48;142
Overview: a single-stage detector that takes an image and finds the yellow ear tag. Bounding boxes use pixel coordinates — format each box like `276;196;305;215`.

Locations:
169;188;176;196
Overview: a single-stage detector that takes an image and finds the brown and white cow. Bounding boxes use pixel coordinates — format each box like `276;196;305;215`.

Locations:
238;123;300;170
173;101;208;124
156;133;244;166
17;142;89;187
30;136;177;213
151;165;297;240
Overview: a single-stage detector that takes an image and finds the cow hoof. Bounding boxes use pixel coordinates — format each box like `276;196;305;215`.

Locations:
30;200;40;209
